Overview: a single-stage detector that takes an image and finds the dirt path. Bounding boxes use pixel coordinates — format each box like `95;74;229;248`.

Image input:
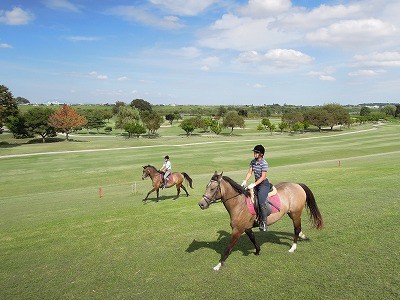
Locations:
0;128;377;159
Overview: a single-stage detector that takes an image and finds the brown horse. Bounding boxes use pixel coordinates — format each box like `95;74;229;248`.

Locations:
198;172;323;271
142;165;193;202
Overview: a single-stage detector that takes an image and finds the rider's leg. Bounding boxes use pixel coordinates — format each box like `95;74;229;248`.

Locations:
257;183;271;231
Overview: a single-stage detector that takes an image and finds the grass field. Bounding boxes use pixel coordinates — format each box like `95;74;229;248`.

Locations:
1;122;399;299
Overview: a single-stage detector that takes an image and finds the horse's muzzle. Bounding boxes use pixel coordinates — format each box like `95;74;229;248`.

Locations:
198;199;209;210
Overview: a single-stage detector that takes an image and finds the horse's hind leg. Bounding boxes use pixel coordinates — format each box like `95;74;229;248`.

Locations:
180;184;189;197
245;228;260;255
288;212;302;253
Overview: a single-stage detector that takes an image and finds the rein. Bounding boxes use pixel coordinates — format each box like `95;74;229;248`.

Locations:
202;179;242;206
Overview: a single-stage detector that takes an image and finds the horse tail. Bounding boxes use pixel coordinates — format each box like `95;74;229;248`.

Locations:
181;172;193;189
298;183;324;229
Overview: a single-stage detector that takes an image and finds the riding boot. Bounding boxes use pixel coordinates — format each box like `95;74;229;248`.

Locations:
259;203;269;232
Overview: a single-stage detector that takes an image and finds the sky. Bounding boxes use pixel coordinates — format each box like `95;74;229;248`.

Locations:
1;0;400;106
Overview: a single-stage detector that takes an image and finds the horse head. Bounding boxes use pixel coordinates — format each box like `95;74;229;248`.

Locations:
142;165;151;180
198;171;223;210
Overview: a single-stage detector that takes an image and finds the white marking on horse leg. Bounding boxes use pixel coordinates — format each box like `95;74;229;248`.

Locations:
213;262;222;271
288;243;297;253
299;231;307;240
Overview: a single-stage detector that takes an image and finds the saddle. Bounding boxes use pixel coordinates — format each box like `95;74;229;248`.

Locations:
246;184;281;216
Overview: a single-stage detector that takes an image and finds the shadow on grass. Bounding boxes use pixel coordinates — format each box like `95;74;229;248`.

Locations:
186;229;306;257
142;193;190;203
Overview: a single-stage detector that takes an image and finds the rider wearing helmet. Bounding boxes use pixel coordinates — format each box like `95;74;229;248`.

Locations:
159;155;171;189
242;144;271;231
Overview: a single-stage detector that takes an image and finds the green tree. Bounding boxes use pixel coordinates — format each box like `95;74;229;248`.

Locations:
131;99;152;111
112;101;125;115
115;106;140;131
6;114;31;138
124;122;146;138
360;106;371;116
261;118;271;130
278;121;288;134
82;109;107;132
304;108;331;132
15;96;30;104
165;113;175;125
210;120;222;135
322;103;350;130
381;105;396;117
268;123;276;135
282;111;303;132
48;105;87;141
24;107;56;142
222;110;245;135
180;118;195;136
140;111;163;135
0;85;19;133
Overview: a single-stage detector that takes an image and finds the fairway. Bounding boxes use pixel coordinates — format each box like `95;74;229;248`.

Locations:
1;124;400;299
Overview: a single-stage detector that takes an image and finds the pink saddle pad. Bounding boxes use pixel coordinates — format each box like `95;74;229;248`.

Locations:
246;194;281;215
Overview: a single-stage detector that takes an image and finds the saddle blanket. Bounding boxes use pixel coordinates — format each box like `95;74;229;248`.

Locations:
246;189;281;215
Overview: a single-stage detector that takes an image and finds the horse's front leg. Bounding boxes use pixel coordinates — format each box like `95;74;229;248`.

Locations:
245;228;260;255
143;188;155;202
213;228;242;271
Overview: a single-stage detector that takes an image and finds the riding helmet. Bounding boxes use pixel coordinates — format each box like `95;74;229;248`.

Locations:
164;155;169;159
252;144;265;155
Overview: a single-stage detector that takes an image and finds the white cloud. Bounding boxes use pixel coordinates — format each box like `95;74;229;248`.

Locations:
109;6;184;29
353;51;400;67
277;4;363;30
348;69;386;76
66;36;100;42
198;14;295;51
149;0;217;16
238;0;292;17
236;49;313;68
306;18;397;47
0;43;12;48
253;83;265;88
180;47;201;58
118;76;129;81
89;71;108;80
0;7;34;25
43;0;81;12
308;70;336;81
200;65;209;72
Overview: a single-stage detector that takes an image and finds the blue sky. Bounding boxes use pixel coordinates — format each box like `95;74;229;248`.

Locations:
1;0;400;106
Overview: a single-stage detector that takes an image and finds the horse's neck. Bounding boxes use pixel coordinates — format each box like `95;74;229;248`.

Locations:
221;182;246;212
148;168;160;179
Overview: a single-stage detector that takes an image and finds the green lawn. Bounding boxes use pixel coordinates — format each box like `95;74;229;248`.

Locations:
1;123;399;299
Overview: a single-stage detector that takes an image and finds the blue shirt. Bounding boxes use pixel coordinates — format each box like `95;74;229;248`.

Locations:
250;158;268;182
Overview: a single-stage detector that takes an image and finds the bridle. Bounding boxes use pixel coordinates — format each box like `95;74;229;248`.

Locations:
201;178;242;206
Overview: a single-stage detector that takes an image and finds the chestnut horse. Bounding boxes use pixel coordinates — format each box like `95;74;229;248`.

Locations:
198;172;323;271
141;165;193;202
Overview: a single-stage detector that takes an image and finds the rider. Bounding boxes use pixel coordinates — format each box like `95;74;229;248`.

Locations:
241;144;271;231
159;155;171;189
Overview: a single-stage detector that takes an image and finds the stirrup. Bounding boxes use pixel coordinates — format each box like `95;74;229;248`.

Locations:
259;221;268;232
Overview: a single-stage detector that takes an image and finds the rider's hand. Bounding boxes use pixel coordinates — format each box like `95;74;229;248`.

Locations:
247;183;256;190
241;180;247;187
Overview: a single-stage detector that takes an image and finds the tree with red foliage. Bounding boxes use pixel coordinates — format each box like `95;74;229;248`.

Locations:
48;105;87;141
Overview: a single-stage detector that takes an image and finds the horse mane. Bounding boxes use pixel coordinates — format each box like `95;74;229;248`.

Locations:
144;165;158;171
211;174;250;197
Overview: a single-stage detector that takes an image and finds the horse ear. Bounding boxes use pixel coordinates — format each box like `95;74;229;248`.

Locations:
213;171;218;175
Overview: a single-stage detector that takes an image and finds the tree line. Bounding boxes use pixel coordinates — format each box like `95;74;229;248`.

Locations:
1;84;399;142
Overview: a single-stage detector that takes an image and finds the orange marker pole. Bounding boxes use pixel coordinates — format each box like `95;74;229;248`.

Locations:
338;160;341;167
99;187;103;198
